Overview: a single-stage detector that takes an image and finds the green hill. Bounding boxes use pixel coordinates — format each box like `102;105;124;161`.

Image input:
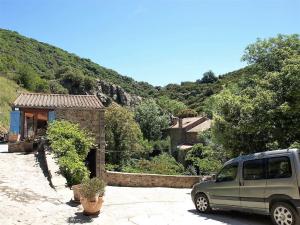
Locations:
0;28;157;97
0;28;248;129
159;66;255;113
0;77;25;130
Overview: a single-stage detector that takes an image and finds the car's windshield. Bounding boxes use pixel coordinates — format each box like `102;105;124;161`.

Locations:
216;163;238;182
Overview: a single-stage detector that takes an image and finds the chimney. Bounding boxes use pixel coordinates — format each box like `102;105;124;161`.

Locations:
171;116;178;126
179;118;183;128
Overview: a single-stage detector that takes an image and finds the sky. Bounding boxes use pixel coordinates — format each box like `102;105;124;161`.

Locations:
0;0;299;86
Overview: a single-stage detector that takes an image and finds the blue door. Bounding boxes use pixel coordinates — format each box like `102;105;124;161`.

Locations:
48;111;56;123
10;111;21;134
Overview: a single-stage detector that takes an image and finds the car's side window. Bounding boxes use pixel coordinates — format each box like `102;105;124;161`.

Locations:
243;159;265;180
216;163;238;182
267;156;292;179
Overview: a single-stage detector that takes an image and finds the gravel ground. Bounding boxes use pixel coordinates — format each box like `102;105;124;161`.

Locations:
0;147;271;225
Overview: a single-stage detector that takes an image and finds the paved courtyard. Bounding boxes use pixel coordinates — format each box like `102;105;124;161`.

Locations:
0;146;271;225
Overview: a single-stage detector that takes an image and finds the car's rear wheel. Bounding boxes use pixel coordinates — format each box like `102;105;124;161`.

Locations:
194;193;211;213
271;202;299;225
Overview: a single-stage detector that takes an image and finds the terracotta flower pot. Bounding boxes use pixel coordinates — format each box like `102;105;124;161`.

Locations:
72;184;81;202
8;134;19;143
80;196;104;216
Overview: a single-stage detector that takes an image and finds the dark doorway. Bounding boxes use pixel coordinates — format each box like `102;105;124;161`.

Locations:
86;149;96;178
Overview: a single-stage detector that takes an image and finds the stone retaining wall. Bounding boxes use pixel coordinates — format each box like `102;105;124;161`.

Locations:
105;171;201;188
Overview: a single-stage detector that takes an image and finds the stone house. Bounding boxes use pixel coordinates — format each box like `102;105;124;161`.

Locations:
9;93;105;178
167;117;211;161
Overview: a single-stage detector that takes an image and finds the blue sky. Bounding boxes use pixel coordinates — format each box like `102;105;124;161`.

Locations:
0;0;299;86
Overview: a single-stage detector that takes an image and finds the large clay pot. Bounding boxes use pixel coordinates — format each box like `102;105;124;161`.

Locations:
72;184;81;202
80;196;104;216
8;134;19;143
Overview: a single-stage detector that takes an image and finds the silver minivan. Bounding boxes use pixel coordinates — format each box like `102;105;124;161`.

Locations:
191;148;300;225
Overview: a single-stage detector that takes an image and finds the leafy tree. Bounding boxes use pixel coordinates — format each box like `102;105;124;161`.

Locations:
105;104;147;166
197;70;218;84
177;108;198;118
185;144;222;175
59;68;96;94
156;96;187;116
49;80;68;94
134;99;169;141
35;78;50;93
212;34;300;156
242;34;300;72
16;65;40;91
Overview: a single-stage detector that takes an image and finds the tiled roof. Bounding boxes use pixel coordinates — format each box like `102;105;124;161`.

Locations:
13;93;104;109
187;119;211;133
169;116;212;133
170;117;202;129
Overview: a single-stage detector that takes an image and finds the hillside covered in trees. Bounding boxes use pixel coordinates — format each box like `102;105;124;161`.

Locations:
0;28;244;119
1;29;299;175
0;28;157;97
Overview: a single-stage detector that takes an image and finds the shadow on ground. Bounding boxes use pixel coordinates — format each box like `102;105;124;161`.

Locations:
67;212;99;224
66;200;81;207
188;209;271;225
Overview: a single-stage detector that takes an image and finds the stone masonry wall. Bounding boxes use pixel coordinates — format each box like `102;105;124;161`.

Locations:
105;171;201;188
55;108;105;178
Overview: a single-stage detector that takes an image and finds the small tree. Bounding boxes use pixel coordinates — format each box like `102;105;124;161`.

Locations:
156;96;187;116
177;108;198;118
197;70;218;84
105;104;147;166
134;99;169;141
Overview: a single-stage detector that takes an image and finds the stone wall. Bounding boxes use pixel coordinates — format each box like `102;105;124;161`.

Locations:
55;108;105;178
105;171;201;188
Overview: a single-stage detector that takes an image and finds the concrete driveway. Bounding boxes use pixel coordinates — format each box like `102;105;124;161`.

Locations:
102;186;271;225
0;151;271;225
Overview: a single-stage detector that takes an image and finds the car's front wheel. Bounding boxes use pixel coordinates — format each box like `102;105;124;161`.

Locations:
194;193;211;213
271;202;299;225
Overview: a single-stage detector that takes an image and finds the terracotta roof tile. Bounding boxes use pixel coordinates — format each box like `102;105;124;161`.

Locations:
187;120;212;133
170;117;203;129
13;93;104;109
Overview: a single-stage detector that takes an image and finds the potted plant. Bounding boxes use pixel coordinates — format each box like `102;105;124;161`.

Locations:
80;177;106;215
72;184;81;203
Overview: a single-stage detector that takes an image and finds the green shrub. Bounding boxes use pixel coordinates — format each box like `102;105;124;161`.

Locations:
185;144;222;175
80;177;106;199
150;137;170;153
105;163;119;171
47;120;94;160
122;153;184;175
58;150;90;186
47;120;94;186
177;108;198;118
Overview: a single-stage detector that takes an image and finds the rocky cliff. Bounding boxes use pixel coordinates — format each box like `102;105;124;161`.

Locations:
93;79;142;107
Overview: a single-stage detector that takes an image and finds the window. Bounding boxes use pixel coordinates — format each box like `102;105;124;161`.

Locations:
267;157;292;179
243;159;265;180
216;163;238;182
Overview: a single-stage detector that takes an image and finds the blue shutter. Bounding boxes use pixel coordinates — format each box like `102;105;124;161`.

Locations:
10;111;20;134
48;111;56;122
